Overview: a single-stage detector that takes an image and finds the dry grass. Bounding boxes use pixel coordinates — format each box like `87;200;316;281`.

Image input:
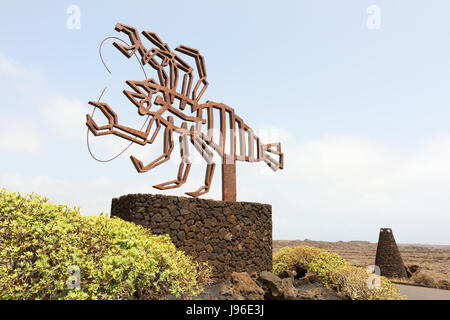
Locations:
273;240;450;290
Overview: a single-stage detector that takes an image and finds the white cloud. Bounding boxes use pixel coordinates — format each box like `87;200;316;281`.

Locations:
286;134;450;213
240;133;450;244
0;52;90;146
0;53;23;77
1;133;450;244
0;53;47;98
0;173;72;200
0;173;110;216
41;95;88;140
0;118;44;153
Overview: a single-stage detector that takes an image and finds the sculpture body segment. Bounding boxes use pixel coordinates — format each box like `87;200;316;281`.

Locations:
86;23;284;200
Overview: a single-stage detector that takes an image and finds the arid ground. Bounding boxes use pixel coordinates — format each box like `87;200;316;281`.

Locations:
273;240;450;289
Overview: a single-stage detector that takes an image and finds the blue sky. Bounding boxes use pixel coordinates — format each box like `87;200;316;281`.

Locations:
1;1;450;244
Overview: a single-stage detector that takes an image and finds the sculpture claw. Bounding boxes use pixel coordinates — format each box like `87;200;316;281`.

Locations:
87;101;118;136
153;180;184;190
185;186;209;198
130;155;146;172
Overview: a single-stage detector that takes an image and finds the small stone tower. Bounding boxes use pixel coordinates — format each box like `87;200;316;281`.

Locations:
375;228;407;278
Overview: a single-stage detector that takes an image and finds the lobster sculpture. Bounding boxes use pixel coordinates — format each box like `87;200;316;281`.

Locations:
86;23;284;200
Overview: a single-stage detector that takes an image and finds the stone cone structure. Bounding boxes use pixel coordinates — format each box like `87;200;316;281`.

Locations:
375;228;407;278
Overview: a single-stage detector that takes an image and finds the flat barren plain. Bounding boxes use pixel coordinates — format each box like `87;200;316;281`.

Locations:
273;240;450;289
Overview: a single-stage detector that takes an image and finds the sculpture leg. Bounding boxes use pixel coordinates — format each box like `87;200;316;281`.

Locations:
130;117;174;172
185;135;215;197
153;132;191;190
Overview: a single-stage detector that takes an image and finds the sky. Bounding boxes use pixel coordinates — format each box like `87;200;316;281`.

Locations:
1;0;450;244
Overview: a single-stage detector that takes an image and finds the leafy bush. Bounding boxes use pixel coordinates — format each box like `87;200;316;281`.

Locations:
308;251;349;284
0;189;211;300
273;245;405;300
273;245;323;275
329;266;404;300
273;247;295;275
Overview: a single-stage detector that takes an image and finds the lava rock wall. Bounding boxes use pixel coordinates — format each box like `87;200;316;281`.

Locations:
375;228;407;278
111;194;272;281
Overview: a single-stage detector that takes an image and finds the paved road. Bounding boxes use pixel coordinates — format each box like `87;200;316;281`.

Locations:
396;284;450;300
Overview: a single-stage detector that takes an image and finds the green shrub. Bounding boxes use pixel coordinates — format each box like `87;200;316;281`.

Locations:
273;247;295;275
329;266;404;300
0;189;211;300
273;245;405;300
273;245;323;275
308;251;349;285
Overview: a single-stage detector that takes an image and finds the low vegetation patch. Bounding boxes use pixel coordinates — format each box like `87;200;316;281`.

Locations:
273;246;405;300
410;272;438;288
0;189;211;300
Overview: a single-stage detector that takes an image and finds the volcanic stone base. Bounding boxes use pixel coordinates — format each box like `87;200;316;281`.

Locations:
111;194;272;282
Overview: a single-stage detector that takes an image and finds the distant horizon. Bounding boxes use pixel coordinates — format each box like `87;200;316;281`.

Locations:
273;238;450;246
